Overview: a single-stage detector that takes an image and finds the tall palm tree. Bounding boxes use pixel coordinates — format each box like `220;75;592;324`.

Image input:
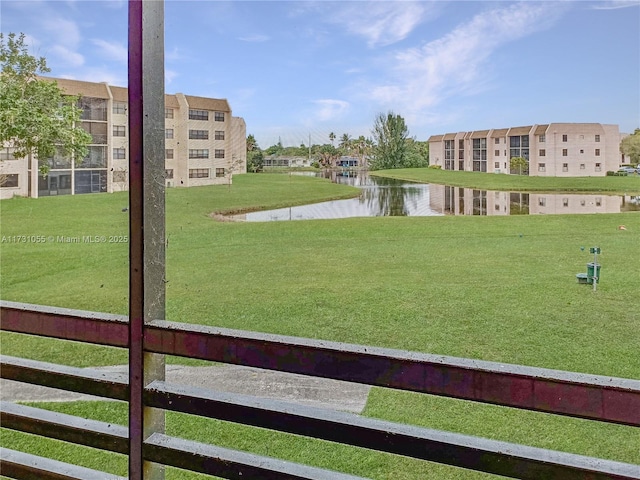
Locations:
329;132;336;147
339;133;352;155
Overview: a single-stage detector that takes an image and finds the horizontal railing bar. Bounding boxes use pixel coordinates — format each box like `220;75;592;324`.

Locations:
145;320;640;426
0;356;129;401
145;381;640;480
0;448;126;480
144;432;368;480
0;301;128;348
0;401;129;454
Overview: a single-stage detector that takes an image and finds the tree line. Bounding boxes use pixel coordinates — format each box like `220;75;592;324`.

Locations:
247;112;430;172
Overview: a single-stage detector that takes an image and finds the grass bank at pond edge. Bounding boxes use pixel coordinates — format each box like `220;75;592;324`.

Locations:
372;167;640;194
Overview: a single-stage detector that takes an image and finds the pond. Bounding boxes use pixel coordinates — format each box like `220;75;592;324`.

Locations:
230;170;640;222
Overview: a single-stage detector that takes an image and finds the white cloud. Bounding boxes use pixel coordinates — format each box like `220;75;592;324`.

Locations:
365;2;568;122
50;45;84;67
312;99;350;122
592;0;640;9
41;17;81;48
238;34;270;43
91;39;127;64
328;1;434;47
165;69;178;85
60;66;126;87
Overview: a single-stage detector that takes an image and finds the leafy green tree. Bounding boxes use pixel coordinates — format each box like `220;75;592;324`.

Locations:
246;134;264;172
338;133;352;155
620;128;640;165
264;139;284;156
369;111;409;170
0;32;90;175
510;156;529;175
405;139;429;168
316;144;338;167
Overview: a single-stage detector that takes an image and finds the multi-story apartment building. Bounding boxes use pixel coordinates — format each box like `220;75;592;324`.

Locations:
0;77;246;199
428;123;624;177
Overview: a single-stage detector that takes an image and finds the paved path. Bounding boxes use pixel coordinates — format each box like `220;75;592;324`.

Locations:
1;364;371;413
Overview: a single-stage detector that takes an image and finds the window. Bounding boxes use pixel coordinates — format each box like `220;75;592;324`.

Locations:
539;198;546;207
113;171;127;183
165;108;174;119
1;174;19;187
79;146;107;168
165;129;174;139
165;169;174;179
595;134;600;142
189;129;209;140
113;102;126;115
216;168;225;178
562;149;568;156
113;147;126;160
562;134;568;142
509;135;529;160
189;168;209;178
189;109;209;121
595;163;601;172
595;149;600;156
580;200;586;206
82;122;108;144
495;150;500;156
78;97;107;121
580;149;584;154
494;138;500;144
165;149;174;160
215;149;225;159
215;130;225;140
0;148;16;161
458;140;464;160
580;164;585;170
596;197;602;207
472;138;487;172
539;149;546;156
189;149;209;159
494;162;499;168
444;140;454;167
538;134;546;143
113;125;126;137
214;111;225;122
538;163;546;172
562;163;568;172
563;198;569;207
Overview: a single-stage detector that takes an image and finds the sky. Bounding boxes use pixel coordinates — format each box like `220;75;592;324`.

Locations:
2;0;639;148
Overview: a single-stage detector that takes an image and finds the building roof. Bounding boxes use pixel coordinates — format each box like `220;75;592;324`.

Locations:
534;125;549;135
184;95;230;112
491;128;509;137
443;133;457;140
508;126;533;136
427;135;444;142
470;130;490;139
44;77;111;98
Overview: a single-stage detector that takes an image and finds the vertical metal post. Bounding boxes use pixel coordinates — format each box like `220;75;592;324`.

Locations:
592;248;598;292
128;1;166;479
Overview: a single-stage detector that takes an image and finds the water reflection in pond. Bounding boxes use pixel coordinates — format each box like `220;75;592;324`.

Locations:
231;170;639;222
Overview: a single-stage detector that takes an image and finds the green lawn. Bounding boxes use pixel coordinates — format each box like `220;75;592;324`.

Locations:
373;167;640;193
1;172;639;478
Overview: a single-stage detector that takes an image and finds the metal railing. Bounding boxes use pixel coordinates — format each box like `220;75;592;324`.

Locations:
1;299;639;480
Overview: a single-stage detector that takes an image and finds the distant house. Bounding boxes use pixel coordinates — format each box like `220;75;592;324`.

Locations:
0;77;246;199
337;156;359;168
428;123;625;176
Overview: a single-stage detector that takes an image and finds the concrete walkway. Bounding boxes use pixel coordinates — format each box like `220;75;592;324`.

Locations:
1;364;371;414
